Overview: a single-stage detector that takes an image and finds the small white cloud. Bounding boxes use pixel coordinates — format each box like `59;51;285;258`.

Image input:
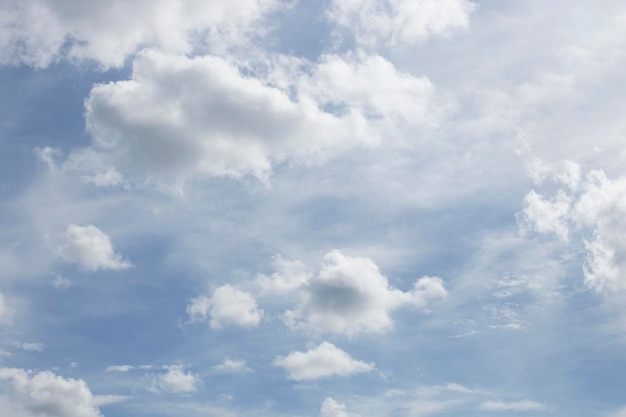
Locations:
480;399;545;412
149;365;201;394
105;365;135;373
212;359;252;374
270;250;446;336
320;397;360;417
187;285;263;329
56;224;131;272
443;383;474;394
0;367;107;417
274;341;374;381
517;190;571;242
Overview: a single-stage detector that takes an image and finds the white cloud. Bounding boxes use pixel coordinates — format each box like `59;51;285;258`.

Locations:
0;0;283;68
327;0;475;47
73;48;436;186
480;399;545;412
274;341;374;381
187;285;263;329
262;250;446;336
320;397;360;417
105;365;134;373
301;52;435;128
56;224;131;272
149;365;201;394
0;368;109;417
517;190;572;242
212;359;252;374
518;166;626;292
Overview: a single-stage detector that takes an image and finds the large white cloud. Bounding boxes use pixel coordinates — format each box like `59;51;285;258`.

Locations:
72;48;436;185
260;250;446;336
274;342;374;381
56;224;131;271
187;285;263;329
518;162;626;292
0;0;282;68
327;0;475;47
0;368;118;417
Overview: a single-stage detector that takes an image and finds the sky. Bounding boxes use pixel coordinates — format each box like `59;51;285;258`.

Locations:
1;0;626;416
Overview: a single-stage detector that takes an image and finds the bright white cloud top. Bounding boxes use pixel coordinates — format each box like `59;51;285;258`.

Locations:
1;1;626;416
56;224;131;272
187;285;263;329
274;342;375;381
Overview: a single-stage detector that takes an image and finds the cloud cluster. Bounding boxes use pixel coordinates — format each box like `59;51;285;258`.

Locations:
56;224;131;272
328;0;475;46
187;285;263;329
518;161;626;292
263;250;446;336
0;368;114;417
274;342;374;381
0;0;282;68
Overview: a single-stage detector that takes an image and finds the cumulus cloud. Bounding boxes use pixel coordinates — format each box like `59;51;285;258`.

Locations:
70;48;436;186
320;397;360;417
56;224;131;272
518;164;626;292
300;52;434;127
480;399;545;412
259;250;446;336
0;0;283;68
187;285;263;329
327;0;475;47
0;367;118;417
274;342;374;381
149;365;201;394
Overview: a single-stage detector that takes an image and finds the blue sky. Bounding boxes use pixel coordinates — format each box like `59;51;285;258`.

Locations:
1;1;626;416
